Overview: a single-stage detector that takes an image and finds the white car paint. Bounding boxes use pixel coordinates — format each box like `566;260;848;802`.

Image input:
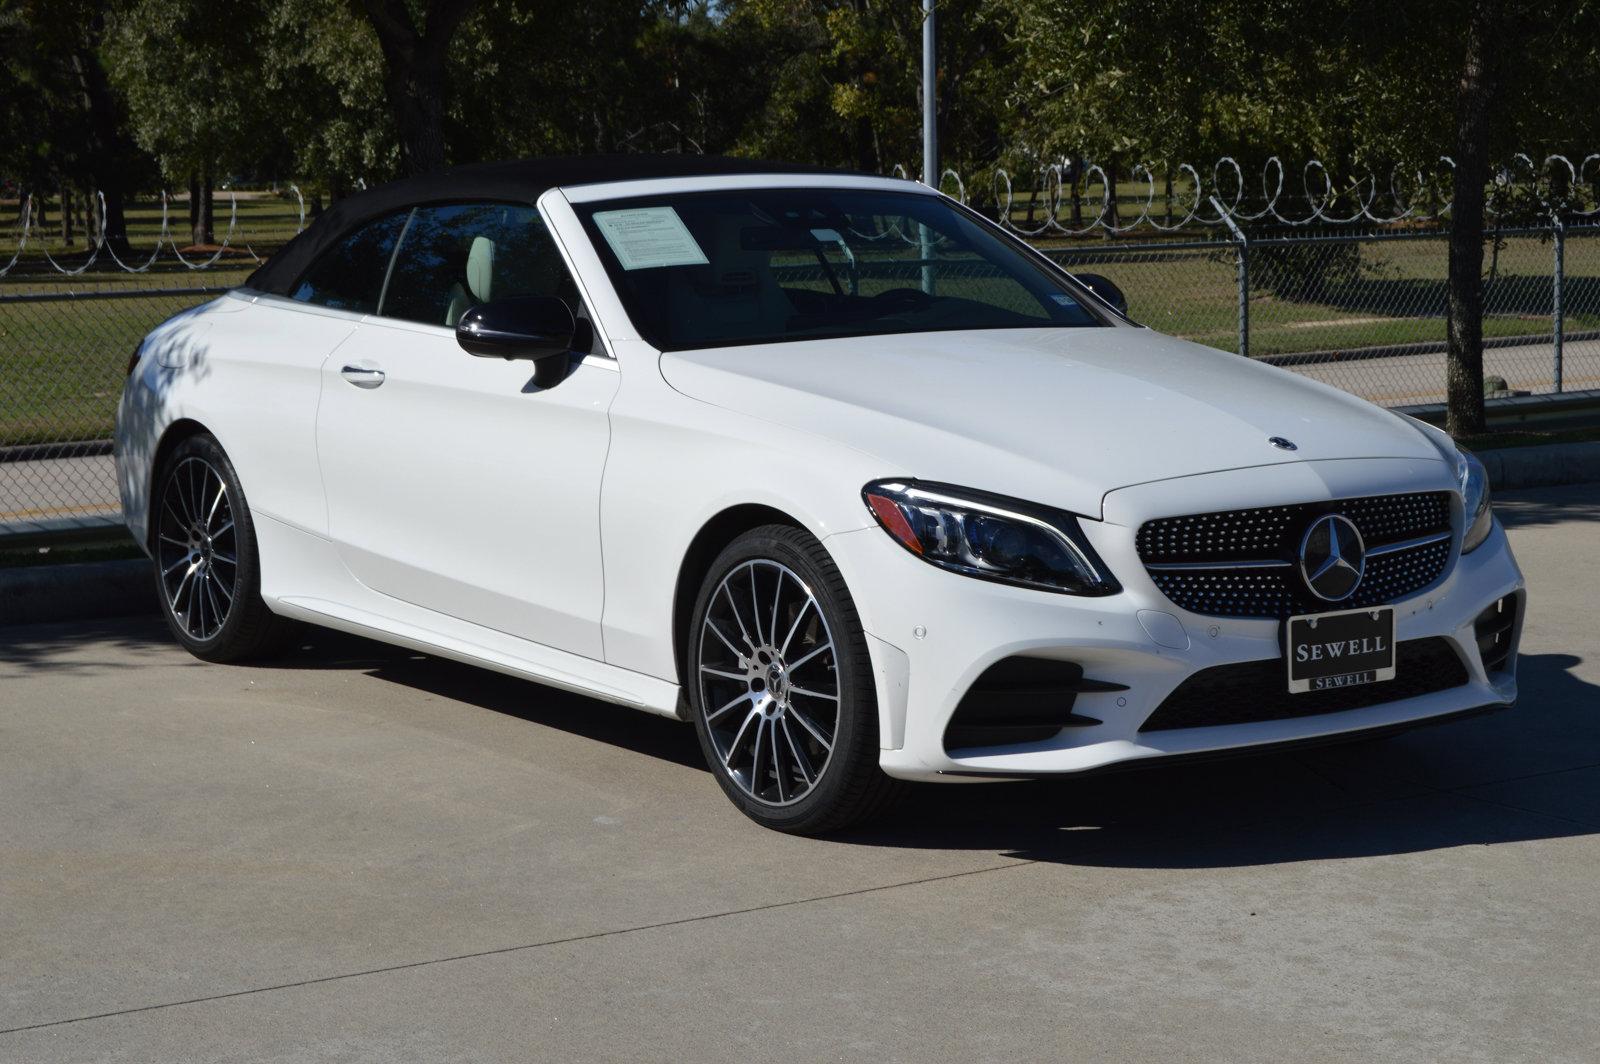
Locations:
116;172;1524;784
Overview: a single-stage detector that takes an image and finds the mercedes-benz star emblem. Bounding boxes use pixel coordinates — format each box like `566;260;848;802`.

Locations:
1299;514;1366;601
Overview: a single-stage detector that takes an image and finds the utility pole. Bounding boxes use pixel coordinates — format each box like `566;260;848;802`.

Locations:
920;0;937;294
921;0;937;186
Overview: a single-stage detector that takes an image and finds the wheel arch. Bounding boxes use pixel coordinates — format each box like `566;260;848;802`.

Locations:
145;419;213;548
671;503;806;698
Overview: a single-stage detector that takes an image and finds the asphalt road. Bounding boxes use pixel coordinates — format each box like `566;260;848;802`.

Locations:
3;483;1599;1063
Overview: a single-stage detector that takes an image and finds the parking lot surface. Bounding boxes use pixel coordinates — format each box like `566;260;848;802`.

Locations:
3;483;1598;1063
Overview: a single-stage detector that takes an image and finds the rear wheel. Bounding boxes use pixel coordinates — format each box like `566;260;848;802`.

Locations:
152;433;298;662
688;525;898;834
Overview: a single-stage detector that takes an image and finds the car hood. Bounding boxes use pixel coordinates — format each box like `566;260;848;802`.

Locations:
658;327;1440;518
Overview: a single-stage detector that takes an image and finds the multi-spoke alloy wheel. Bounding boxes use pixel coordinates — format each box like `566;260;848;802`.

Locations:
688;525;899;834
697;559;839;806
156;455;239;642
150;433;298;662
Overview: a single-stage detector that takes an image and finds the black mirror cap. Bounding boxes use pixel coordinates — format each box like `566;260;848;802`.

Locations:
1072;272;1129;318
456;295;575;362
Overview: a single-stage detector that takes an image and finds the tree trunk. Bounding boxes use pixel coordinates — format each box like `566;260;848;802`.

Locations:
69;40;133;256
198;163;214;246
388;58;448;175
59;182;74;245
1069;159;1083;228
357;0;477;178
1165;171;1174;226
188;171;201;245
1445;0;1500;436
1103;161;1119;238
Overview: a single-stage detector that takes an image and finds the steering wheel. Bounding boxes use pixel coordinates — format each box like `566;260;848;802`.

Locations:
868;287;935;315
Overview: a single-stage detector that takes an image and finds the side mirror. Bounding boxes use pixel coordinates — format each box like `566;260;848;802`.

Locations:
1071;272;1129;318
456;295;575;387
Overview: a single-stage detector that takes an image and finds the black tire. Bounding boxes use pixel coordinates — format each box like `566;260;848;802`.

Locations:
687;524;900;834
151;433;300;663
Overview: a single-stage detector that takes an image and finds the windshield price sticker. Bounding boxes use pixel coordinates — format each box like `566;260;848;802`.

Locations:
594;207;709;270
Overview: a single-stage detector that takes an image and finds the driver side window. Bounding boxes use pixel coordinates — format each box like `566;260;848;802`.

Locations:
377;203;587;341
289;210;409;314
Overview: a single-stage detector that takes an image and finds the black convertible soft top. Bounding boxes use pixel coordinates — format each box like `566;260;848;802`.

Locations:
246;154;870;296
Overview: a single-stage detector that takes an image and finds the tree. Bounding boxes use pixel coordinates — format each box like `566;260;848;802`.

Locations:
0;0;151;255
999;0;1599;431
105;0;277;245
261;0;396;195
352;0;476;176
1443;0;1500;435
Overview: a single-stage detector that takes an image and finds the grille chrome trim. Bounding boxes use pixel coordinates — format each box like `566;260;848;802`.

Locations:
1145;558;1294;572
1367;530;1452;557
1135;491;1454;619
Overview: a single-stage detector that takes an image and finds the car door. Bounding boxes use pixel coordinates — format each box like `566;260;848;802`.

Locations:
220;209;411;535
314;201;619;660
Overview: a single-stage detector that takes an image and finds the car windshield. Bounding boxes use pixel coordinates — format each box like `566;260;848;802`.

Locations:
575;187;1105;350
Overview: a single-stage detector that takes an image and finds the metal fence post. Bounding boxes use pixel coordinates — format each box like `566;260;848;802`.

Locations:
1553;214;1565;393
1210;197;1249;358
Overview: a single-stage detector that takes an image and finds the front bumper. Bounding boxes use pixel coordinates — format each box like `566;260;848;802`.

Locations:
826;459;1525;782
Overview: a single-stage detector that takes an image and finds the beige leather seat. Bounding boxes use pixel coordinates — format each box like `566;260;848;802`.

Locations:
445;236;496;326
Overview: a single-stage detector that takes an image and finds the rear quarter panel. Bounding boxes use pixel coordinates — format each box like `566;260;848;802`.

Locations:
117;292;354;548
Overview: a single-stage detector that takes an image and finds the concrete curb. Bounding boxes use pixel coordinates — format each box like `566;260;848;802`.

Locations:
0;559;155;627
2;443;1598;628
1480;440;1600;492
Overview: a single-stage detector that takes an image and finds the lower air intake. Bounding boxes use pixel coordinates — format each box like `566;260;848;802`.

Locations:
1140;637;1469;732
944;656;1124;750
1474;596;1520;674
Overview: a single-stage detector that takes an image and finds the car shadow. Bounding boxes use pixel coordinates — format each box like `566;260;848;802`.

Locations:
291;627;1600;869
1496;482;1600;530
9;616;1595;869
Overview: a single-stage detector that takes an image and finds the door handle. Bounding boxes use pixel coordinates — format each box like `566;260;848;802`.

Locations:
340;364;386;389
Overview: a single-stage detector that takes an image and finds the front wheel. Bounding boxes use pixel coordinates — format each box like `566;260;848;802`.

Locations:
151;433;299;662
688;525;898;834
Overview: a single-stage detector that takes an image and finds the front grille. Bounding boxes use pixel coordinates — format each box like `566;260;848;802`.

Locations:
1136;491;1453;619
1139;637;1469;732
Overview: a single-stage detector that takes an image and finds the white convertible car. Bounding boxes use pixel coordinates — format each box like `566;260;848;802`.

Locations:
116;157;1525;833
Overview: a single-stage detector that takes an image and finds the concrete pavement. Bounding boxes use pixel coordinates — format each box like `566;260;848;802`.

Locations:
0;452;118;536
2;483;1599;1062
1286;336;1600;406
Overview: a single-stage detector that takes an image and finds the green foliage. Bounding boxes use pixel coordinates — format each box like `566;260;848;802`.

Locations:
3;0;1599;197
104;0;275;176
1252;241;1364;303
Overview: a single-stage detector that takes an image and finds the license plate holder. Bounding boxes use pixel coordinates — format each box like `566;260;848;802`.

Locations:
1285;606;1396;694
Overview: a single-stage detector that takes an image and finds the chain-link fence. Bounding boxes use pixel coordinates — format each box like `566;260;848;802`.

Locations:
2;225;1596;540
1;285;226;537
1038;224;1600;407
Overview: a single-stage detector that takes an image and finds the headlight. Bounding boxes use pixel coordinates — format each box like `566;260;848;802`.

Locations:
1456;448;1493;553
861;480;1119;595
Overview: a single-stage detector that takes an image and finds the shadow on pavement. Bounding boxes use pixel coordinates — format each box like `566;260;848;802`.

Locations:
6;617;1595;870
1496;481;1600;529
301;626;1600;870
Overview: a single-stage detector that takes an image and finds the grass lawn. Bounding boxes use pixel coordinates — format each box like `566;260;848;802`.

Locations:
0;289;220;445
1046;232;1600;356
1;193;296;291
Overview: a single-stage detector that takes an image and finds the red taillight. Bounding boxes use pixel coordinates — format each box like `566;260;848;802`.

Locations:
865;493;923;555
